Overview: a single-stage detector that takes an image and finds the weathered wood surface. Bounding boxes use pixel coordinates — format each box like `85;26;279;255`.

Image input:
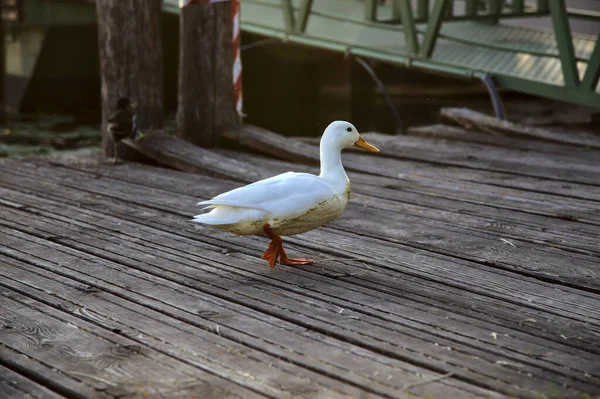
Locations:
96;0;164;160
0;363;66;399
441;108;600;149
122;131;266;182
177;2;239;147
408;124;600;157
221;125;600;202
2;155;600;397
221;124;321;166
2;122;600;398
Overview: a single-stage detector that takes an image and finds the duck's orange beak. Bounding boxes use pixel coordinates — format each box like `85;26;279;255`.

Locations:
354;136;379;153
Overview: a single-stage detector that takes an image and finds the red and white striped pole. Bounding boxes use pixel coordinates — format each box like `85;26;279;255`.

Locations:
232;0;243;117
180;0;243;117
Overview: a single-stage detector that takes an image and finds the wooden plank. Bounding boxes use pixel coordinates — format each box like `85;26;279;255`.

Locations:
0;345;103;399
5;158;600;293
0;236;502;399
4;165;600;336
121;131;268;182
176;150;600;254
4;179;600;382
0;290;262;399
407;124;600;158
290;143;600;204
0;364;66;399
3;175;598;351
4;157;600;319
46;152;600;257
216;124;600;204
7;161;600;340
220;124;320;166
441;108;600;149
0;256;397;399
4;192;600;358
2;216;596;399
358;133;600;185
269;138;600;217
3;157;600;298
109;146;600;247
2;225;596;399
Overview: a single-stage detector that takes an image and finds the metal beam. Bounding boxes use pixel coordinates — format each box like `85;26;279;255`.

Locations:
419;0;447;58
281;0;295;32
465;0;478;16
296;0;313;33
511;0;524;13
549;0;579;87
582;33;600;91
398;0;418;54
416;0;428;21
537;0;549;13
364;0;377;21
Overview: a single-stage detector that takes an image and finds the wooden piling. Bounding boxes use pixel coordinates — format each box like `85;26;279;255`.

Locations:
177;1;240;148
96;0;164;161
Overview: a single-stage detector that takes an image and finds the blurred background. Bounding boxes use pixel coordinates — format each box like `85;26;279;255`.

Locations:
1;0;599;156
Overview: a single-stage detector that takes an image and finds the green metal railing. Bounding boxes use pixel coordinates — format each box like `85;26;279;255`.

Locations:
258;0;600;108
18;0;600;109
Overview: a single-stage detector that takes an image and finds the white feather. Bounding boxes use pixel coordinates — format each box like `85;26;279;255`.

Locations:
192;121;378;237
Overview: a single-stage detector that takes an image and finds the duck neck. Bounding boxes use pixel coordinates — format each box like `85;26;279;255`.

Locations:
319;140;348;190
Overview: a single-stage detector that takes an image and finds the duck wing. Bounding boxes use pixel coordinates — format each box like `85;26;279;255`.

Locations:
198;172;336;217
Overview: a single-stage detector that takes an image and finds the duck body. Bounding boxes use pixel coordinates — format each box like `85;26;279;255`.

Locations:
196;171;350;236
192;120;379;269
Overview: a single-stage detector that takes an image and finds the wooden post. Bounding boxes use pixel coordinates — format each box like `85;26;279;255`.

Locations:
177;2;240;148
96;0;164;160
0;0;5;124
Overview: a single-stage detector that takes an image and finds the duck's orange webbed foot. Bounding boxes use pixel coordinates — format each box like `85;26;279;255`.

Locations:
262;224;314;270
261;239;280;270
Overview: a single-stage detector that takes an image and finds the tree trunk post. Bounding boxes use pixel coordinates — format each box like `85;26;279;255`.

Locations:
0;0;5;124
177;1;241;148
96;0;164;160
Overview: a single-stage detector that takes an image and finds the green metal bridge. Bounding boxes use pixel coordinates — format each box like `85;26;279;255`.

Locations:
12;0;600;109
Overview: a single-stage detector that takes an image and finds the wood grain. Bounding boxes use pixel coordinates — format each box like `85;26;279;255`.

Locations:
0;229;589;399
3;160;600;324
0;364;66;399
3;118;600;399
177;2;239;147
441;107;600;149
0;237;491;399
407;124;600;157
5;157;599;292
96;0;164;160
122;131;267;182
1;175;600;396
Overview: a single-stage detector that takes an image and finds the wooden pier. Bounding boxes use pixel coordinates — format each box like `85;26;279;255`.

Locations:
1;115;600;398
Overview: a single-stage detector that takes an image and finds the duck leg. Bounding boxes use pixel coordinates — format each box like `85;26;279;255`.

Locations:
262;224;314;270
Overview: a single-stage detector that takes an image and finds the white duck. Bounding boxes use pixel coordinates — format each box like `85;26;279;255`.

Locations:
192;121;379;270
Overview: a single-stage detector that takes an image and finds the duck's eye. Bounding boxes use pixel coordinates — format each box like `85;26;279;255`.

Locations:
346;127;352;132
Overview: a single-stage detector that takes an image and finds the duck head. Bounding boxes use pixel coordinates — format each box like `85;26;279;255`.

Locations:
321;121;379;153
